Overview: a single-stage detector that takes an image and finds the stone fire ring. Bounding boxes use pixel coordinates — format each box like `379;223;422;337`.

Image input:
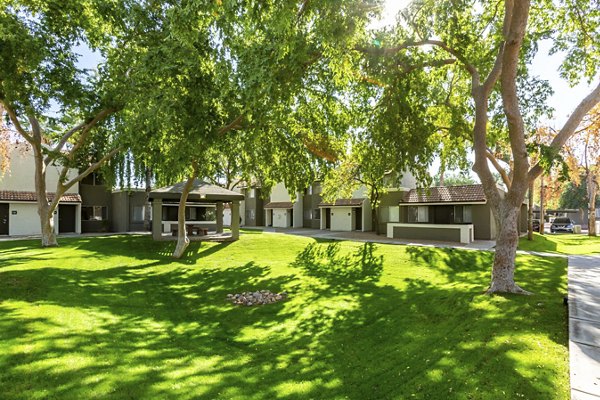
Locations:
227;290;288;306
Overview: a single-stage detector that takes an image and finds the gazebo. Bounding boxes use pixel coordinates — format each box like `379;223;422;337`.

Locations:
149;180;244;241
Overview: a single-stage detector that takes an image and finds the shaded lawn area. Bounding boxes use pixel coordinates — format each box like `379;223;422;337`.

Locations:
0;233;568;399
519;232;600;255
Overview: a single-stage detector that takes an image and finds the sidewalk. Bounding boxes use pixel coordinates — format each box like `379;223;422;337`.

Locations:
569;255;600;400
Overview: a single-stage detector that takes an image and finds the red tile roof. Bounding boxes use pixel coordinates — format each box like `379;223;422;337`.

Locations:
319;198;365;207
264;201;294;209
401;184;487;204
0;190;82;203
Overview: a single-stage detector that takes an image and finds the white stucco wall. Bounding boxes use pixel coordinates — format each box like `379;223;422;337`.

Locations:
330;207;353;231
270;182;292;202
1;145;79;193
8;202;61;236
272;209;291;228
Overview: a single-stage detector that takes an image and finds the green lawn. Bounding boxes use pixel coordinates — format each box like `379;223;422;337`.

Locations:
519;232;600;255
0;232;568;399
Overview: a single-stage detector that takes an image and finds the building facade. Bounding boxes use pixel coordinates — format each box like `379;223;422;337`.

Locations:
0;144;82;236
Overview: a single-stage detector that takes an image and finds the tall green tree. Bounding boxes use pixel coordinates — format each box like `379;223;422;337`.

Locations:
0;1;123;246
109;0;378;257
360;0;600;293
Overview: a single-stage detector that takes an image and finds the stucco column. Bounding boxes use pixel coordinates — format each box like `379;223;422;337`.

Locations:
152;199;163;240
231;201;240;239
76;204;82;234
216;202;224;233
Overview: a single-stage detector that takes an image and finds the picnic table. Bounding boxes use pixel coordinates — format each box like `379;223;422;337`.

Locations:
171;225;209;236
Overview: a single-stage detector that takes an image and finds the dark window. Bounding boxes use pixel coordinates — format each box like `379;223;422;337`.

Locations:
82;206;107;221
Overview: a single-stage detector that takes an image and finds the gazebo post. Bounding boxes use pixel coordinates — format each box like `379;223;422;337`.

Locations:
152;199;163;240
216;201;224;234
231;200;240;239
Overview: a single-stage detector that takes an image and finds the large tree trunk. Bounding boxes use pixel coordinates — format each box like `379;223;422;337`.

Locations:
172;171;197;259
488;202;531;294
588;173;597;236
527;180;534;240
39;202;58;247
32;143;59;247
372;207;379;235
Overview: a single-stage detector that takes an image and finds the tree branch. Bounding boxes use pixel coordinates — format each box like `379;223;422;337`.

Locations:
1;101;33;143
486;148;512;188
61;147;122;192
218;114;244;135
46;121;88;164
65;108;118;161
358;39;481;83
529;79;600;180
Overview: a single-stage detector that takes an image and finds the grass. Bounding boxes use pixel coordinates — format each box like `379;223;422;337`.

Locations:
519;232;600;255
0;232;568;399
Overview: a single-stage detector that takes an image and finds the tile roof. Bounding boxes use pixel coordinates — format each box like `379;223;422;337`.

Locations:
264;201;294;209
319;198;365;207
401;184;487;204
0;190;82;203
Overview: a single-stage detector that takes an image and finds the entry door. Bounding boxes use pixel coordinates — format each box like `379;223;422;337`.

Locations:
58;205;76;233
355;207;362;231
325;208;331;229
0;204;8;235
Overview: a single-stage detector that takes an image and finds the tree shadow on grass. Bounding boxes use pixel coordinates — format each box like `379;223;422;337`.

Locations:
0;240;569;399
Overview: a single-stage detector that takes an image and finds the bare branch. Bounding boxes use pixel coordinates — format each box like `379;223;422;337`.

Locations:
67;108;118;159
1;101;33;142
46;121;88;164
486;148;512;188
61;147;122;192
529;79;600;180
218;114;244;135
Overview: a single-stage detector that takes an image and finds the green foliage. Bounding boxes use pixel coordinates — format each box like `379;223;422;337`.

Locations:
106;0;378;190
434;171;478;186
559;180;600;209
0;233;569;399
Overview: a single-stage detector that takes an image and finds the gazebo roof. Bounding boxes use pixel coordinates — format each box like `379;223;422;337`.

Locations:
149;180;244;202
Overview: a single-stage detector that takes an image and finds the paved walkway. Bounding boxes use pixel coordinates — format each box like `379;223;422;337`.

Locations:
569;254;600;400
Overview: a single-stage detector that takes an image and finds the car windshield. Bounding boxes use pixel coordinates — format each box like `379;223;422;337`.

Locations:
553;218;571;224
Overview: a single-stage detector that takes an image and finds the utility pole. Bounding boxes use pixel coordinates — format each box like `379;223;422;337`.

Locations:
539;175;545;235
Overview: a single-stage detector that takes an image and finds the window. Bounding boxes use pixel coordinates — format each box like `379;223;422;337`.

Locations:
82;206;107;221
314;208;320;220
249;188;256;198
454;205;472;223
308;186;313;195
163;206;178;221
132;206;145;222
408;206;429;223
389;206;400;222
